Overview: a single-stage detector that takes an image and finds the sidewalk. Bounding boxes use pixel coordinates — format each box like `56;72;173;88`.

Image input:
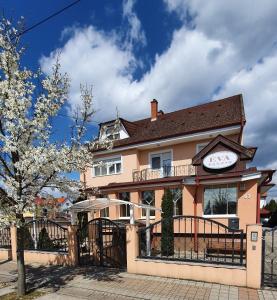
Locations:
0;260;276;300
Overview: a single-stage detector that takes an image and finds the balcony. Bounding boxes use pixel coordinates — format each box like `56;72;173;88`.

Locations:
132;164;196;182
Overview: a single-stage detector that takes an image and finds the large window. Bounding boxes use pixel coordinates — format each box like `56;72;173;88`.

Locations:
119;192;130;218
100;207;109;218
203;184;237;216
141;190;155;217
165;188;183;216
93;157;121;177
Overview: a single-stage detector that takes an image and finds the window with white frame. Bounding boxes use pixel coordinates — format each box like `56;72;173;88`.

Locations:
119;192;130;218
150;151;172;169
196;143;208;154
93;157;122;176
105;125;120;140
203;184;237;216
141;190;155;217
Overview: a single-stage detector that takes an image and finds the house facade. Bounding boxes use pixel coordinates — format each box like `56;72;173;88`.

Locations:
81;94;275;231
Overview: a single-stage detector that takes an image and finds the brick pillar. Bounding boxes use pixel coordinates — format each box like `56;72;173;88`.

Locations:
67;225;79;266
10;225;17;261
246;224;262;288
126;224;139;274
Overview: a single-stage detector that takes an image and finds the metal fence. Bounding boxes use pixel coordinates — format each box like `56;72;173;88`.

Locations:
138;216;246;266
22;219;68;252
262;226;277;288
0;227;11;249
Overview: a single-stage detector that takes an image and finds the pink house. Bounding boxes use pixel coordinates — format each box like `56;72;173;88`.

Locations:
81;94;274;231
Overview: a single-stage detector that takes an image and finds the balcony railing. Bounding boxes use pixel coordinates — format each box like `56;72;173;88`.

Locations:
132;164;196;182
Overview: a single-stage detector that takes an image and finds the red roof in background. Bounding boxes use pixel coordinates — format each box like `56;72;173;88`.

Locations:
57;197;66;203
260;208;271;215
97;94;245;150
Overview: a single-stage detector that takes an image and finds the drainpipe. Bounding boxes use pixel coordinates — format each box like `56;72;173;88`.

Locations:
194;177;200;252
256;187;261;224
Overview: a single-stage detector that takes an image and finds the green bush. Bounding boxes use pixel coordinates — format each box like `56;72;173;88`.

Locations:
161;189;174;256
37;227;54;250
19;226;34;250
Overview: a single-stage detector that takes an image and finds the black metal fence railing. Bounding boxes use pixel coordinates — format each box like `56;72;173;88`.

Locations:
262;226;277;288
138;216;246;266
0;227;11;249
22;219;68;253
133;164;196;182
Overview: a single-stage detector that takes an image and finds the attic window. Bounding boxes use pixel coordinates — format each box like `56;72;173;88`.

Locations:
106;125;120;140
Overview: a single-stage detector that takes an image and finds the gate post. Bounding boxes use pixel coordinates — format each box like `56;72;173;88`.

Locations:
68;225;79;266
126;224;139;273
10;225;17;261
246;224;262;288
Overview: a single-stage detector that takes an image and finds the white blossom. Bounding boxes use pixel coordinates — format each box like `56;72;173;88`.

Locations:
0;17;117;226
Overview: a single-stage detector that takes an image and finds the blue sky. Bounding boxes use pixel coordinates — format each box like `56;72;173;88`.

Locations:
2;0;277;198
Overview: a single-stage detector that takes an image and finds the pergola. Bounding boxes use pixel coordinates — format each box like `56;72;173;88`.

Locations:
70;197;161;226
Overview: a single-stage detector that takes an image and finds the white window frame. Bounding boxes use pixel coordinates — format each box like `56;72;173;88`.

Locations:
92;155;122;177
148;149;173;169
140;190;156;219
118;192;131;219
196;143;208;154
202;184;238;218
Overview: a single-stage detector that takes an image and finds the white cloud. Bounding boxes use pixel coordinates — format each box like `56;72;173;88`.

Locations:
122;0;146;49
40;0;277;195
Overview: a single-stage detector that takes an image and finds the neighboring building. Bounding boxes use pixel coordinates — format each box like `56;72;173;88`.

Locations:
81;94;275;231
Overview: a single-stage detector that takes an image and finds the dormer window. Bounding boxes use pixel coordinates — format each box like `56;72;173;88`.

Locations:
106;125;120;140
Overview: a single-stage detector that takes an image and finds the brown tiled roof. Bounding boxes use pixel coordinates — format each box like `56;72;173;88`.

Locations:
99;94;245;149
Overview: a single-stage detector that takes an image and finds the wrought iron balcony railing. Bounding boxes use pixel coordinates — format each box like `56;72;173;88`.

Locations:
132;164;196;182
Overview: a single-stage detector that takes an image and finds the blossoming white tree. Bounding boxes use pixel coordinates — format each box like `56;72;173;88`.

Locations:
0;18;115;295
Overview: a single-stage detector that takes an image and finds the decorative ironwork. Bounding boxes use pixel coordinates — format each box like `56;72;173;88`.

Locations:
22;219;68;252
262;226;277;288
133;164;196;182
0;227;11;249
138;215;246;266
77;218;126;268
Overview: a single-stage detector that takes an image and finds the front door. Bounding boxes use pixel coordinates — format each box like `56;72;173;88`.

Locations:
77;218;126;268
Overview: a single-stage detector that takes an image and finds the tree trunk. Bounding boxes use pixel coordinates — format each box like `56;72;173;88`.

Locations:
17;226;26;296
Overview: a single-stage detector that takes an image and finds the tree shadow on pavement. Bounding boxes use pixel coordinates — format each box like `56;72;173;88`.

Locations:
24;265;124;292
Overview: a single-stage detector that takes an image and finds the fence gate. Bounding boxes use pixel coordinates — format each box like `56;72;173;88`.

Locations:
77;218;126;268
262;227;277;288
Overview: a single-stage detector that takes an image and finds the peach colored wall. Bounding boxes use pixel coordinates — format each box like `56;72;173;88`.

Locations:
84;149;139;187
23;251;70;265
126;224;262;288
138;134;239;170
104;179;258;231
83;134;240;188
0;248;12;260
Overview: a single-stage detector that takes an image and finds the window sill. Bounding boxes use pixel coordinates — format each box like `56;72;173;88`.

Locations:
202;214;237;219
119;217;130;220
139;217;156;220
92;172;122;178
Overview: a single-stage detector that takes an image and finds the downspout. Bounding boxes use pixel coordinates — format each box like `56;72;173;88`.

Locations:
256;186;261;224
194;177;200;252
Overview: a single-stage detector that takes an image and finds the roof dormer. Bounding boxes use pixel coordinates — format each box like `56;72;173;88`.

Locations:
99;119;130;141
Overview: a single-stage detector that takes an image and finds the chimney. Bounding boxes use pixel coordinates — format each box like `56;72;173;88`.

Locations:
151;99;158;121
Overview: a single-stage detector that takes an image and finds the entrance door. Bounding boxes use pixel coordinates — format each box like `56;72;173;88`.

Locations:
77;218;126;268
262;227;277;288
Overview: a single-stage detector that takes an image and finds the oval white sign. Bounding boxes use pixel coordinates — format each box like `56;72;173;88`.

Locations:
203;151;238;170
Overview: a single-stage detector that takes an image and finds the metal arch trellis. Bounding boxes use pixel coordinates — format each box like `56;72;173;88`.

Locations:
138;215;246;266
262;226;277;288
